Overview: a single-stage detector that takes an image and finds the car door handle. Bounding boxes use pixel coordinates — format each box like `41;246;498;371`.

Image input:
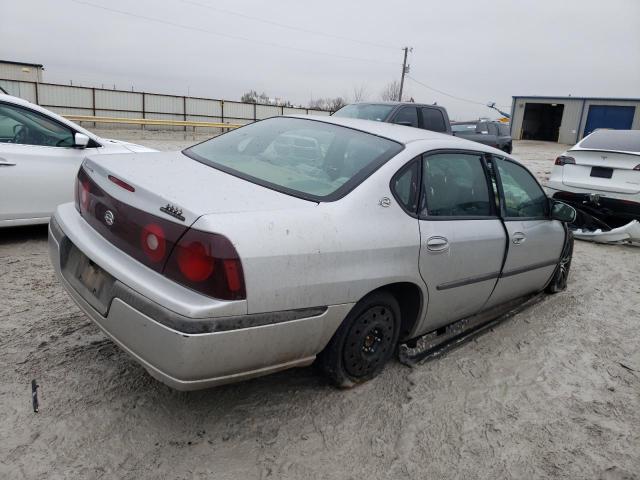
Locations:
0;157;16;167
426;236;449;251
512;232;526;245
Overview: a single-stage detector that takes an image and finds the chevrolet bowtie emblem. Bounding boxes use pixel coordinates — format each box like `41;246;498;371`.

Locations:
160;203;185;221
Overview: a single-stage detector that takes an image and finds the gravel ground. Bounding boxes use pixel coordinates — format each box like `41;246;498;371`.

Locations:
1;135;639;479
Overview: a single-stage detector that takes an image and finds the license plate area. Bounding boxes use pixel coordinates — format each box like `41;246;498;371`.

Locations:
61;242;115;316
590;166;613;179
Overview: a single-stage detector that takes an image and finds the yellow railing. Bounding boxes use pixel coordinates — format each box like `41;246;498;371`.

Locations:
63;115;242;129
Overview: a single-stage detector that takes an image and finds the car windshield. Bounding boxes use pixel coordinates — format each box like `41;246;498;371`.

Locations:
333;104;395;122
451;123;477;133
578;130;640;153
184;117;403;201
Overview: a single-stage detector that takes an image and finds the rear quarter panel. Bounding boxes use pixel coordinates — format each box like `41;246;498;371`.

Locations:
192;146;427;315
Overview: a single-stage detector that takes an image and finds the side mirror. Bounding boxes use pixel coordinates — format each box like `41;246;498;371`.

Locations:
479;130;489;135
74;132;90;149
550;200;576;223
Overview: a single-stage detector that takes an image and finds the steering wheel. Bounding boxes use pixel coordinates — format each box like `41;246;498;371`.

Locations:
12;124;29;144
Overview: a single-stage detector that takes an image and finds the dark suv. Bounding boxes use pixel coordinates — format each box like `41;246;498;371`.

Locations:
451;120;512;154
333;102;452;136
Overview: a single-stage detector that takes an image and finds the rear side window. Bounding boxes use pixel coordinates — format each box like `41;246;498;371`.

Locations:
420;152;492;217
476;122;490;134
487;123;499;135
495;158;547;218
392;107;419;128
392;160;420;214
421;108;447;133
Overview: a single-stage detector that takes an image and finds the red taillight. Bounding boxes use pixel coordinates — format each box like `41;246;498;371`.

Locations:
555;155;576;166
75;166;245;300
164;229;246;300
79;179;90;212
177;240;215;282
140;223;166;263
108;175;135;192
74;175;80;212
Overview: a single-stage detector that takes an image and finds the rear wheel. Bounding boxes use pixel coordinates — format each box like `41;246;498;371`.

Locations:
546;230;573;293
503;142;513;154
318;292;401;388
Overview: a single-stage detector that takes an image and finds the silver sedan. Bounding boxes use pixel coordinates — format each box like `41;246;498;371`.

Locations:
49;115;575;390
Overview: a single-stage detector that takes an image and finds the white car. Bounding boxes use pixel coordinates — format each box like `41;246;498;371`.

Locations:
547;129;640;230
0;94;156;227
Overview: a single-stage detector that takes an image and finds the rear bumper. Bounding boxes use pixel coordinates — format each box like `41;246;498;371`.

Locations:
49;207;351;390
548;189;640;226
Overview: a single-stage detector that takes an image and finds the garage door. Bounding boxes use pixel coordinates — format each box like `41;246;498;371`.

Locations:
584;105;635;137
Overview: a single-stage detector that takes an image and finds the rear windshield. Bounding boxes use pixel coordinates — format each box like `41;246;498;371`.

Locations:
333;104;395;122
184;117;403;201
579;130;640;153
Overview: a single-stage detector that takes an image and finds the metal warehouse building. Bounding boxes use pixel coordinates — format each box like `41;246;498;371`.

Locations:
510;96;640;145
0;60;44;83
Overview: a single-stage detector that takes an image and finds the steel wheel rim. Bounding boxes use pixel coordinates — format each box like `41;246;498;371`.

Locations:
343;306;395;378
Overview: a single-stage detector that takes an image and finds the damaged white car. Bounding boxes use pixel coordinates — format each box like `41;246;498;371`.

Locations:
547;129;640;244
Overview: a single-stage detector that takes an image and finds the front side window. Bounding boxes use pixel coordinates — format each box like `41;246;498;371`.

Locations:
420;152;492;217
495;158;547;218
0;102;74;147
392;107;419;128
332;103;395;122
421;108;447;133
185;117;403;201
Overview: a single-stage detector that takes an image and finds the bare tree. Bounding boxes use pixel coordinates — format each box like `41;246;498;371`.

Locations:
308;98;327;110
352;84;368;103
380;80;401;101
327;96;347;111
308;97;346;111
240;90;259;103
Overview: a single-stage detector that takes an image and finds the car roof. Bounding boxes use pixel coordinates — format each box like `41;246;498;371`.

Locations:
346;101;446;109
286;114;506;153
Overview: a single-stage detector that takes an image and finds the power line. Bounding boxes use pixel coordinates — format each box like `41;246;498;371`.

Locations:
406;75;487;106
70;0;399;66
180;0;398;51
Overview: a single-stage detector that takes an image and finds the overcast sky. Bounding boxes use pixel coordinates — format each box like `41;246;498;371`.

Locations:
2;0;639;119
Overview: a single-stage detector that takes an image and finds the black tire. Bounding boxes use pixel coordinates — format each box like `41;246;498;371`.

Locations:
317;291;401;388
503;143;513;154
546;230;574;293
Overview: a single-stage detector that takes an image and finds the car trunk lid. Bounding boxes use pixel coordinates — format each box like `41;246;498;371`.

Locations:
84;151;315;221
562;150;640;194
78;152;315;275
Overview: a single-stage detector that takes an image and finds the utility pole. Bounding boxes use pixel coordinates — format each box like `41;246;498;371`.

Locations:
398;47;411;101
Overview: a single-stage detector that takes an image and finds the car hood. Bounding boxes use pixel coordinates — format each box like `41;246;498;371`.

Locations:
100;138;157;153
83;151;316;222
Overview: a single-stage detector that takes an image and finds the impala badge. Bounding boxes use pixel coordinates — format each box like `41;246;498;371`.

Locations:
379;197;391;208
160;203;185;221
104;210;115;226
